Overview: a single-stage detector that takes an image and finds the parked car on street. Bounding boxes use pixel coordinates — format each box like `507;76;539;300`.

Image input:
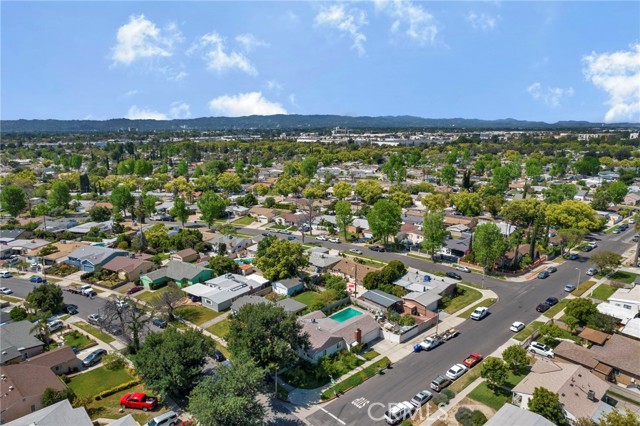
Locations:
536;303;551;313
462;353;483;368
582;245;594;252
82;348;107;367
410;390;433;408
430;375;451;392
64;304;78;315
87;313;103;326
568;253;579;260
546;266;557;274
445;363;468;380
329;237;340;243
564;284;576;292
384;401;415;425
29;275;46;283
445;272;462;280
316;235;327;241
349;248;363;255
538;271;550;279
470;307;489;320
369;245;385;252
0;286;13;295
586;268;598;276
287;236;297;241
528;341;554;358
455;265;470;273
0;271;12;279
510;321;525;332
545;297;559;306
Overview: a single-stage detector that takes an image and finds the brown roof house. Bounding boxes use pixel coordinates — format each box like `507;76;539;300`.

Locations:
248;206;280;224
330;258;381;288
102;256;155;282
170;248;199;263
26;346;81;376
0;363;67;424
512;358;613;424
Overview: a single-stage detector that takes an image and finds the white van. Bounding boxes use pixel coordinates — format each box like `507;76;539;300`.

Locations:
384;401;415;425
0;271;12;279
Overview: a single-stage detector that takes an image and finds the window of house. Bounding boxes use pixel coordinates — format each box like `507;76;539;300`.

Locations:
623;304;632;310
31;405;36;412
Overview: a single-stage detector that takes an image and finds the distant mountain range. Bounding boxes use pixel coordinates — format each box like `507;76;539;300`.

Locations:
2;115;638;133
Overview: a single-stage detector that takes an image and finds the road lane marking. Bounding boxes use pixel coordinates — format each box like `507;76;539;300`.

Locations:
318;407;346;425
352;397;370;408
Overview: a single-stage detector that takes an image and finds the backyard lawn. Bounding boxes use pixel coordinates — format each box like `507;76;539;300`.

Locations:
206;318;231;339
543;299;569;318
174;305;223;326
442;286;482;314
74;322;115;344
459;298;497;318
513;321;545;342
85;383;164;425
68;366;133;397
231;216;256;226
293;291;321;307
609;271;639;284
590;284;616;301
63;330;94;350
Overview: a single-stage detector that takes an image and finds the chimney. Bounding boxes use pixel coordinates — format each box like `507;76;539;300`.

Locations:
354;328;362;344
587;390;596;401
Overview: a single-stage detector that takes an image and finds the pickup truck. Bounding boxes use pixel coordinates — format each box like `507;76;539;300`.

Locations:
120;393;157;411
419;336;444;351
462;352;483;368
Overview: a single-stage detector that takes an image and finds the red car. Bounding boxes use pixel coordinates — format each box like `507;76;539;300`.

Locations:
120;393;157;411
126;286;144;295
462;353;483;368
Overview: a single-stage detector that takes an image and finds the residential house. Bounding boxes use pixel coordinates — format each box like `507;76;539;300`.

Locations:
360;289;403;311
620;317;640;340
308;251;342;274
0;321;45;365
397;223;423;246
102;256;155;282
274;212;303;227
29;241;90;266
501;244;539;268
183;273;270;312
238;263;255;276
272;277;304;296
298;310;381;363
67;220;112;235
607;284;640;316
0;364;67;424
395;268;457;315
439;236;471;259
170;248;199;263
140;260;213;289
443;215;477;229
36;218;78;233
276;298;307;315
231;295;271;314
574;189;590;201
485;403;555;426
347;218;371;239
0;229;29;244
248;206;279;224
402;210;425;226
208;234;254;257
7;239;50;258
66;246;128;272
554;334;640;386
225;205;249;218
330;258;381;288
446;224;469;238
26;346;81;375
512;358;612;423
624;192;640;206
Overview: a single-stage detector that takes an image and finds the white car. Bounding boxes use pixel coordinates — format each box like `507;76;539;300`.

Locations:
510;321;525;332
528;341;554;358
445;363;468;380
455;265;470;273
316;235;327;241
329;237;341;243
0;286;13;295
47;319;64;332
0;270;12;278
630;218;636;224
586;268;598;276
587;241;597;248
349;248;363;255
470;306;489;320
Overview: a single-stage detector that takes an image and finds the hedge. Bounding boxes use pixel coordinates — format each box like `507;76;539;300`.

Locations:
94;379;141;401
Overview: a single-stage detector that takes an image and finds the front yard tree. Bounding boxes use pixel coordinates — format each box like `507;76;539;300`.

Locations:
150;283;184;321
227;303;309;370
422;193;447;211
198;191;228;229
557;228;587;255
452;191;482;217
440;165;456;186
367;199;402;245
300;157;319;180
49;181;71;211
354;179;383;205
480;357;509;389
110;184;135;218
502;344;530;373
216;172;242;194
26;283;64;315
546;200;600;232
255;239;308;280
472;222;506;271
133;328;214;398
422;211;447;259
565;298;597;323
335;200;354;241
599;408;640;426
590;250;623;275
170;196;190;227
0;184;27;217
606;181;628;204
208;255;239;277
332;181;352;200
189;357;265;426
528;387;567;425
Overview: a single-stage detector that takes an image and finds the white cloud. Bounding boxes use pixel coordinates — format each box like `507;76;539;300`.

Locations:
527;82;574;107
126;105;168;120
190;32;257;75
315;4;367;56
235;33;269;52
170;102;191;119
466;12;499;31
122;89;139;98
111;15;182;65
171;71;188;81
208;92;287;116
266;80;283;91
583;43;640;123
375;0;438;46
289;93;297;106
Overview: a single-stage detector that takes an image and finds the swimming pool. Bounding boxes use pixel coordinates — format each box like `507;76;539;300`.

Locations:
234;258;254;264
329;307;363;323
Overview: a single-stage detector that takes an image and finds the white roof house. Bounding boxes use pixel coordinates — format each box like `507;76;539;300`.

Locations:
607;285;640;315
191;273;270;312
596;302;636;325
621;317;640;340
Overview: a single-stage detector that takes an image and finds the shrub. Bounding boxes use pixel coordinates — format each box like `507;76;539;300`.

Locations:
433;393;450;405
442;388;455;400
471;410;487;426
456;407;473;423
455;407;487;426
60;374;70;384
94;379;140;400
102;352;126;371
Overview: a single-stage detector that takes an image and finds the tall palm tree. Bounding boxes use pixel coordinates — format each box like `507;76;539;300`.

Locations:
30;313;52;346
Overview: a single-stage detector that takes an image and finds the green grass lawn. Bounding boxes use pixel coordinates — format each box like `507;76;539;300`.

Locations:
591;284;616;301
609;271;639;284
206;318;231;339
63;330;94;349
85;383;165;425
321;357;391;399
68;366;133;398
0;295;22;303
459;298;497;318
468;369;527;410
361;350;380;361
513;321;545;342
442;287;482;314
283;351;365;390
231;216;257;226
543;299;569;318
293;291;321;307
407;253;431;261
573;280;598;297
135;286;175;304
174;305;224;326
343;253;386;267
74;322;115;344
269;224;288;230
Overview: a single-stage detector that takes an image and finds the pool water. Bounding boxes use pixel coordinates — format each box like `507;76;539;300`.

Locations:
329;307;363;323
234;258;254;264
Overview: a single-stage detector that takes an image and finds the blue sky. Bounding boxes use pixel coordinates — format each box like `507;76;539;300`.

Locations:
2;1;639;123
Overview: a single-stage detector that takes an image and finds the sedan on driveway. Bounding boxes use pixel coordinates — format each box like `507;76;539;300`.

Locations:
82;348;107;367
510;321;525;332
126;286;144;295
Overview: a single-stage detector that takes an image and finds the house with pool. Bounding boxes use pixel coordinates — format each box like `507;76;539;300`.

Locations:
298;307;381;364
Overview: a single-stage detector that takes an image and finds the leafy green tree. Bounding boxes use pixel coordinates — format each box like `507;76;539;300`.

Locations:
198;191;228;228
49;181;71;210
492;166;511;193
528;387;567;425
480;357;509;389
26;283;64;315
170;196;190;227
256;235;277;257
354;179;383;204
538;323;564;345
227;303;309;370
544;184;578;204
382;154;406;183
69;154;83;170
440;165;456;186
238;193;257;207
144;223;171;251
606;181;628;204
390;190;413;208
502;345;530;373
590;250;622;275
110;185;135;218
422;193;447;211
422;211;447;259
598;408;640;426
208;255;239;276
189;357;265;426
300;157;319;180
557;228;587;255
565;298;597;323
591;187;613;211
0;184;27;217
255;239;308;280
89;206;112;222
42;387;76;407
472;223;506;271
217;172;243;194
332;181;352;200
324;274;348;299
133;328;214;398
134;159;153;176
573;155;600;176
9;306;28;321
483;194;503;217
335;200;354;241
452;191;482;217
546;201;600;231
367;199;402;245
174;160;189;177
